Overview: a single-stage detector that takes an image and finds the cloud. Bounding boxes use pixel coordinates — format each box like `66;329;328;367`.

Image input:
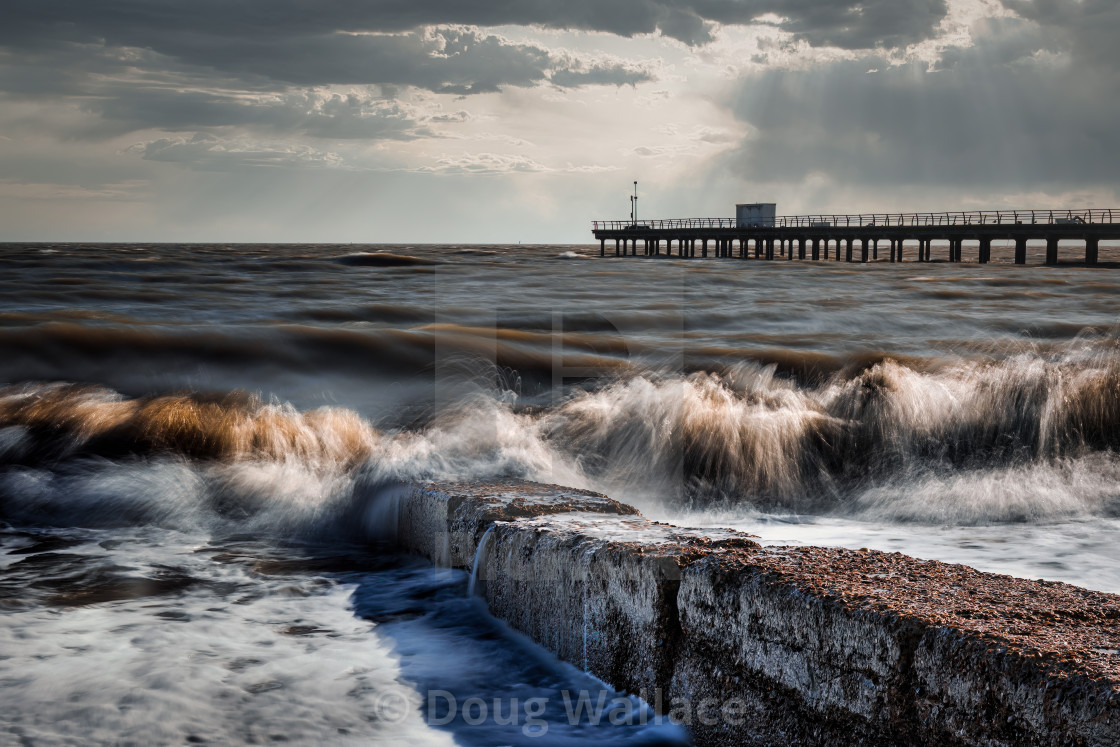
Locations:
720;14;1120;192
128;133;345;170
410;153;616;175
549;61;654;88
0;22;658;146
415;152;551;174
76;87;435;141
2;0;952;55
0;19;651;95
1001;0;1120;71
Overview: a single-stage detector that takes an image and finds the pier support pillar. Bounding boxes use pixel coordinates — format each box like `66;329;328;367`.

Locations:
979;238;991;264
811;239;820;261
614;239;620;257
1014;238;1026;264
845;239;853;262
860;238;869;263
1086;238;1099;266
798;238;806;260
1046;237;1059;266
889;240;896;263
873;239;879;261
897;240;904;262
600;239;605;257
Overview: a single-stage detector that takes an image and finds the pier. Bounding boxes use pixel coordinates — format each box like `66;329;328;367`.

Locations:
592;209;1120;265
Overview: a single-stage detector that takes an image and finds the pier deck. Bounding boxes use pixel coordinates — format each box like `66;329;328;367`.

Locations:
592;209;1120;265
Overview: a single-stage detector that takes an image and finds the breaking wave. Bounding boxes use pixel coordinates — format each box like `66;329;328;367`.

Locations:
4;341;1120;532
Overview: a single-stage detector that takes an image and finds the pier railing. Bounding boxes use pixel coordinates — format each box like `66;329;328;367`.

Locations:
593;209;1119;231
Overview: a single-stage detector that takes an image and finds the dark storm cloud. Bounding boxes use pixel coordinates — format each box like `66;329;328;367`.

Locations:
85;88;432;141
2;0;950;54
0;27;649;148
1001;0;1120;70
694;0;951;49
722;15;1120;192
0;26;648;98
0;0;956;151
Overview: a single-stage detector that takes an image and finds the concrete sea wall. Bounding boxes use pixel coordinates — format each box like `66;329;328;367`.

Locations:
380;479;1120;746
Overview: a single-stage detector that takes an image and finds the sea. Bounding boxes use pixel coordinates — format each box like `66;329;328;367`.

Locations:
2;240;1119;744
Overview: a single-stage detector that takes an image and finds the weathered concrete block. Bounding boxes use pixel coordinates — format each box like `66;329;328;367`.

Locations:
675;547;1120;746
380;479;1120;746
379;478;639;567
477;515;757;700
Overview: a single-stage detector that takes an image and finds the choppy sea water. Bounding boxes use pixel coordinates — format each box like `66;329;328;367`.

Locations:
3;241;1120;743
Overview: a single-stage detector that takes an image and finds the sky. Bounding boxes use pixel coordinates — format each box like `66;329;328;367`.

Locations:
1;0;1117;243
